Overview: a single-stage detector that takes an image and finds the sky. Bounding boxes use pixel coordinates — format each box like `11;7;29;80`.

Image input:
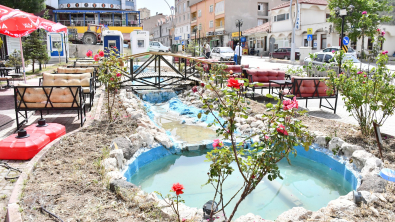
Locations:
137;0;173;16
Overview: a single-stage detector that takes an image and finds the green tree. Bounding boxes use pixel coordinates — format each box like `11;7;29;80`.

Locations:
2;0;45;13
327;0;392;54
23;31;48;73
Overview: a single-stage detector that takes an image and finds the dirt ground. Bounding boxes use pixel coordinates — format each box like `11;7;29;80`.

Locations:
19;92;395;222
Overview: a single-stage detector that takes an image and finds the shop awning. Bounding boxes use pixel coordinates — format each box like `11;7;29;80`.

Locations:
243;22;271;36
53;10;139;14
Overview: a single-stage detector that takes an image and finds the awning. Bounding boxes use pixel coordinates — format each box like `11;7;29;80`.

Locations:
53;10;139;14
243;22;271;36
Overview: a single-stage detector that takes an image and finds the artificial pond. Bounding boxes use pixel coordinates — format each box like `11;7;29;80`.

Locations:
123;90;358;220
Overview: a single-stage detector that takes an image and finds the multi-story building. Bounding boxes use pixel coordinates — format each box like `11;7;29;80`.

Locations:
174;0;191;46
52;0;142;41
152;16;174;47
189;0;283;48
141;13;167;37
139;7;151;20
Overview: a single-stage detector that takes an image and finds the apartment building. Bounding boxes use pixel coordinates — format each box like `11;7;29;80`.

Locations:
174;0;191;45
190;0;283;48
139;7;151;20
141;13;167;38
152;16;174;47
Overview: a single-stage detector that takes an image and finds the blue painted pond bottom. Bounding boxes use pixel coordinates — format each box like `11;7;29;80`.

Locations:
127;149;354;220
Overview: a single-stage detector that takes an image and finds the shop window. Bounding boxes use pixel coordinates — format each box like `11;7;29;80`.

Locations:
321;34;326;49
368;38;373;50
312;35;318;49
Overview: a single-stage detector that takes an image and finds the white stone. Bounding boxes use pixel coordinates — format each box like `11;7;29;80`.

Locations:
360;191;378;204
129;133;144;149
102;158;117;171
328;137;345;151
109;149;124;169
235;213;269;222
106;171;125;182
130;111;143;120
254;114;264;120
352;150;374;171
378;194;387;202
246;117;257;124
325;199;356;218
369;206;379;217
315;136;328;148
251;120;264;128
138;127;155;147
154;132;173;148
239;124;250;132
157;199;203;220
276;207;312;222
340;143;363;158
361;157;383;178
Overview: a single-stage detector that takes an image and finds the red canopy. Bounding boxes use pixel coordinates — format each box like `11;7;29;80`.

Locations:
0;4;67;83
0;4;67;37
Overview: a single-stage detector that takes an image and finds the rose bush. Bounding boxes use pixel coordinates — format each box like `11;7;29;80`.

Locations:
192;63;313;221
156;183;186;222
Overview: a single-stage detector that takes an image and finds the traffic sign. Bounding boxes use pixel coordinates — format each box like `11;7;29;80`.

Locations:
181;41;184;45
342;45;348;53
343;36;350;46
307;34;313;41
307;28;313;35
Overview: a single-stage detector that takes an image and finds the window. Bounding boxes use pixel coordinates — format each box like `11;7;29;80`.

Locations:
209;5;214;13
257;19;265;26
220;20;223;27
209;20;213;28
198;10;202;17
321;34;327;49
368;38;373;50
215;1;224;14
188;14;190;19
324;54;333;63
187;1;189;7
184;2;186;11
179;5;181;13
313;35;318;49
314;54;324;62
184;15;185;20
199;23;202;30
275;13;289;22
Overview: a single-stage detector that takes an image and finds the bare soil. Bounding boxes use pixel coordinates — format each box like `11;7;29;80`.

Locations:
19;92;395;222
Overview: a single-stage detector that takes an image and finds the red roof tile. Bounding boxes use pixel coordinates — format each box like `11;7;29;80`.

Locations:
243;22;271;35
270;0;328;11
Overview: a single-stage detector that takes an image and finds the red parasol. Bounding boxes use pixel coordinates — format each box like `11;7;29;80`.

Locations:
0;4;67;82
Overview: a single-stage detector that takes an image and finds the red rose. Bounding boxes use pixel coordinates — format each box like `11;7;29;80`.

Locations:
276;124;288;136
200;82;205;87
116;73;121;77
94;54;100;61
172;183;184;196
99;50;105;57
227;78;240;89
86;50;93;57
192;86;198;93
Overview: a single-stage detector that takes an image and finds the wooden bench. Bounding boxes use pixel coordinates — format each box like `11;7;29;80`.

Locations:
14;85;86;130
39;73;94;109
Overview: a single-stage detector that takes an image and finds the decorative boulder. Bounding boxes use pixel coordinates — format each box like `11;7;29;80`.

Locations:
339;143;363;158
102;158;117;171
325;199;356;218
109;149;124;169
352;150;374;171
361;157;383;178
357;175;387;193
328;137;345;151
315;136;328;148
110;179;137;192
276;207;312;222
235;213;269;222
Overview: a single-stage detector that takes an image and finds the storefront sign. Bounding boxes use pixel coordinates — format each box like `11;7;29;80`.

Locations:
295;4;301;30
307;28;313;35
215;31;224;35
231;32;241;37
174;36;182;40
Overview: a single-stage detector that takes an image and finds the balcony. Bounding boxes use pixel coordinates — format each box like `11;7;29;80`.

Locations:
258;11;268;16
215;25;224;32
191;17;197;23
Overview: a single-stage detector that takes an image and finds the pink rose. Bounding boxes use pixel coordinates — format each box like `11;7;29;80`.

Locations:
362;11;367;15
172;183;184;196
332;50;335;54
357;71;363;74
364;75;367;77
212;139;224;149
192;86;198;93
265;135;270;140
94;54;100;61
363;81;366;84
86;50;93;57
99;50;105;57
116;73;121;77
382;51;388;55
110;77;114;81
377;28;380;32
276;124;288;136
382;31;386;36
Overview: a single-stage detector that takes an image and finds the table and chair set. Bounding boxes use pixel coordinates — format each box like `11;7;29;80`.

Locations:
0;66;24;89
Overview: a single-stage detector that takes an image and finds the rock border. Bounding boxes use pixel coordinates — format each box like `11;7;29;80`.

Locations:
6;87;106;222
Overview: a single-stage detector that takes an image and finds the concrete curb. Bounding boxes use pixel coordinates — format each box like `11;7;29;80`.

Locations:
6;87;106;222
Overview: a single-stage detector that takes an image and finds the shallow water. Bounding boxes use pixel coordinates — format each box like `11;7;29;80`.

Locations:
151;104;218;144
129;150;353;220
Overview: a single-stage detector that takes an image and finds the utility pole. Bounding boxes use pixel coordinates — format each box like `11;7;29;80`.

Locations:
290;0;299;62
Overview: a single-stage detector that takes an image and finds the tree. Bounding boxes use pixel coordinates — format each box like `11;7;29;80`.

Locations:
327;0;392;54
2;0;45;13
23;31;48;73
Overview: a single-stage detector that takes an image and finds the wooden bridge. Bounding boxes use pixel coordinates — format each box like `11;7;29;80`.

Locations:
115;52;216;90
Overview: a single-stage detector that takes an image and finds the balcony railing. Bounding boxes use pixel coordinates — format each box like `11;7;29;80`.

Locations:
215;25;224;29
258;11;268;16
191;17;197;23
215;11;224;16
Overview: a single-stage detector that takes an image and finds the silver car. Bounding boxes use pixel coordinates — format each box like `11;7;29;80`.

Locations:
304;52;375;73
322;46;357;58
211;47;234;61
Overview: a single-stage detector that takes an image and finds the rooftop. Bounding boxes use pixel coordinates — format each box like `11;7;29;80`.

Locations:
270;0;328;11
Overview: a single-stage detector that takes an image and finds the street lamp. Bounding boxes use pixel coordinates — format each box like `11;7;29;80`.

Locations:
235;19;243;65
334;5;354;73
289;0;299;62
193;26;197;57
198;25;201;57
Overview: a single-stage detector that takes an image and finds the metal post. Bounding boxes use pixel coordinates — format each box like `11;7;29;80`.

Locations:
130;58;134;82
238;25;241;65
158;56;161;88
290;0;299;62
154;55;157;72
199;30;201;57
194;31;197;57
339;15;345;74
184;57;187;79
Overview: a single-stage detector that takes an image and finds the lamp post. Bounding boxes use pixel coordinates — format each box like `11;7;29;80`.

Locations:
193;26;197;57
334;5;354;73
198;25;201;57
235;19;243;65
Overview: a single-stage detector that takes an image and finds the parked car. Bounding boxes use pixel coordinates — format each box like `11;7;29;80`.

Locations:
303;52;375;73
269;48;300;60
322;46;357;58
211;47;235;61
149;41;170;52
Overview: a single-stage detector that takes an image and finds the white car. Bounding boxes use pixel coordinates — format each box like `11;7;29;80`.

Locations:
211;47;235;61
304;52;375;73
149;41;170;52
322;46;357;58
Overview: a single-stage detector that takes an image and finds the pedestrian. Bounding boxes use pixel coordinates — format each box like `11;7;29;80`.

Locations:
204;42;211;59
235;42;242;65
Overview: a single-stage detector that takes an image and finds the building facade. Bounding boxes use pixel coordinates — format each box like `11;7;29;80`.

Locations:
141;14;167;36
138;7;151;20
50;0;142;41
152;16;174;47
174;0;191;46
189;0;283;49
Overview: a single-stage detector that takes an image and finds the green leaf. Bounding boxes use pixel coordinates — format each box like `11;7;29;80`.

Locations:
266;103;273;108
197;113;202;119
266;94;274;98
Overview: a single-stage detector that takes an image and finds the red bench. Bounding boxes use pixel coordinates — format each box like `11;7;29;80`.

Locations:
245;69;286;98
285;77;338;113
